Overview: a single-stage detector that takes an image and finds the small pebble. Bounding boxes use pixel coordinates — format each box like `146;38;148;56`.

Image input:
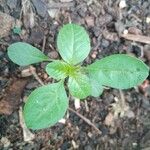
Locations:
91;51;98;59
92;27;101;37
0;12;15;37
128;27;142;35
132;142;138;146
88;132;93;138
84;145;93;150
146;17;150;24
119;0;127;9
43;73;48;79
74;98;80;110
0;51;4;57
47;9;59;19
58;118;66;124
26;81;39;89
85;16;95;27
71;140;79;149
7;0;17;9
21;68;33;77
1;137;11;148
60;0;73;2
48;51;59;59
101;39;110;48
29;27;44;44
123;29;128;35
4;67;9;76
32;0;47;18
103;31;119;41
125;110;135;118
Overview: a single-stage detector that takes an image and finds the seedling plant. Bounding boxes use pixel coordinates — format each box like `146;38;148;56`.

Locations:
7;23;149;130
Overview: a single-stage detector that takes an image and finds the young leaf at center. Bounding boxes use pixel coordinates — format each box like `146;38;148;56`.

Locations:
46;60;82;80
57;23;91;65
46;60;69;80
23;81;68;130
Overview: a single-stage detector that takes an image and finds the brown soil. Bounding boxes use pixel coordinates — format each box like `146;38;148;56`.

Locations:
0;0;150;149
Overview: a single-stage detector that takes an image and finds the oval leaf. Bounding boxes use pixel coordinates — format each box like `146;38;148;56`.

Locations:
23;82;68;130
46;60;70;80
57;23;91;65
68;73;91;99
8;42;49;66
87;54;149;89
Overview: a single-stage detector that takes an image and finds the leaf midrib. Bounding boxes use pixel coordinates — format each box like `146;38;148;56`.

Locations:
88;67;146;74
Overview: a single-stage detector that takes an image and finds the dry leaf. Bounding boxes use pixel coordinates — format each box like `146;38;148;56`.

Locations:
19;107;35;141
0;78;28;115
0;11;15;37
104;112;115;126
22;0;35;28
60;0;73;2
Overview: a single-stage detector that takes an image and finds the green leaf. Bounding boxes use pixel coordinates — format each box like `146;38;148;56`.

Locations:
90;78;103;97
68;73;91;99
57;23;91;65
46;60;70;80
23;81;68;130
46;60;81;80
46;60;69;80
87;54;149;89
7;42;49;66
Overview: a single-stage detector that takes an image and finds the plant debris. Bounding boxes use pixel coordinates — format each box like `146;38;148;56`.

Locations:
0;78;28;115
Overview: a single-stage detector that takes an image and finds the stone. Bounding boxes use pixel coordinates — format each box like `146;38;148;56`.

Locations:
32;0;47;18
0;11;15;38
85;16;95;27
60;0;73;2
48;51;59;59
1;137;10;148
7;0;17;9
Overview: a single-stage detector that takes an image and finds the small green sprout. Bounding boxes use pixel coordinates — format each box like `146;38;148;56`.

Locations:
12;26;22;35
7;23;149;130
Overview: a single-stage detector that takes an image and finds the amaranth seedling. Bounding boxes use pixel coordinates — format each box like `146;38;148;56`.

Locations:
7;23;149;130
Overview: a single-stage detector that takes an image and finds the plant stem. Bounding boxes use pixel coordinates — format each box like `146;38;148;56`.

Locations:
119;89;126;109
74;97;80;110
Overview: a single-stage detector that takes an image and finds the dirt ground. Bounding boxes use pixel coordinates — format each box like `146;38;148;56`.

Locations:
0;0;150;149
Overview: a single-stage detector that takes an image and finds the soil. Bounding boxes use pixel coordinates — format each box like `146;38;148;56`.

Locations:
0;0;150;149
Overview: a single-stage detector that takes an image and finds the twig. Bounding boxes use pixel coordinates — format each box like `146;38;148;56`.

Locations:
93;33;102;50
68;107;102;135
47;2;74;9
74;97;81;110
29;66;44;85
130;14;142;22
49;43;55;51
119;89;126;109
115;89;129;117
42;36;46;52
84;100;89;112
19;107;35;141
21;0;35;28
121;33;150;44
68;13;72;24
